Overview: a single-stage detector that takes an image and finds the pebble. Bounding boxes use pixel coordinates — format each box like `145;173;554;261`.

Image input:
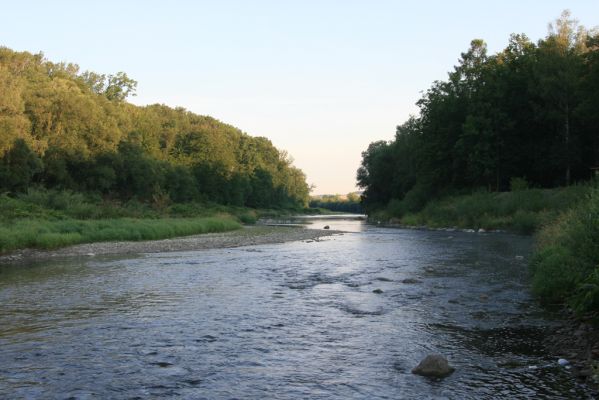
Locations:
558;358;569;366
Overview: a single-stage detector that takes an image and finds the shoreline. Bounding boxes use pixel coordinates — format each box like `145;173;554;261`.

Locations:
0;226;342;265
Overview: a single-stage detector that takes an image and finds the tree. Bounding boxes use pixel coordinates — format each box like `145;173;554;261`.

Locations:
104;72;137;101
0;139;42;192
534;10;587;185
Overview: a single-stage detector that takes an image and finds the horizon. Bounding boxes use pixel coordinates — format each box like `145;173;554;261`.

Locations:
2;1;598;195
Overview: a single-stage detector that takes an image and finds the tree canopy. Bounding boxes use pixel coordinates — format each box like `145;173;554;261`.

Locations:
358;11;599;213
0;47;310;208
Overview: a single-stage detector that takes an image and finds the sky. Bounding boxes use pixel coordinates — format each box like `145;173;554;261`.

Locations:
2;1;598;194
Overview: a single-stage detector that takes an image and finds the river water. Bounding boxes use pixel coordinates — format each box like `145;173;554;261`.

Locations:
0;218;593;399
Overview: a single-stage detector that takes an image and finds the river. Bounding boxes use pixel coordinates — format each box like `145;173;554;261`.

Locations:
0;217;593;399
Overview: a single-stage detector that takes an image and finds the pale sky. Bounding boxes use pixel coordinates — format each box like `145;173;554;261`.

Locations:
2;1;598;194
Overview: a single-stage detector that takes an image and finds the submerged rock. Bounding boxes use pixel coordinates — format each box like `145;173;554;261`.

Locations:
372;289;384;294
411;354;455;378
323;225;330;230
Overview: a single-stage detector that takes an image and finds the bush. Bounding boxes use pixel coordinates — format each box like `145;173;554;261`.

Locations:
237;212;257;225
531;188;599;313
531;246;578;304
18;188;89;211
402;183;432;214
512;210;539;235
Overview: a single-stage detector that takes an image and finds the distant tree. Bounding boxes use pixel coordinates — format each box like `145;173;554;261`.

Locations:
104;72;137;101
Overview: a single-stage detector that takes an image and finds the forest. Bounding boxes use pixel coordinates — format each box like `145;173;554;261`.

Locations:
0;47;310;209
309;193;363;213
357;11;599;215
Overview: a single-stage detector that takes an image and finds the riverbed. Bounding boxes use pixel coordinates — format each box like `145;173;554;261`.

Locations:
0;218;593;398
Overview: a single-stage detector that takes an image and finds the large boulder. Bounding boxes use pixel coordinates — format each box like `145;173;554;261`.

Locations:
411;354;455;378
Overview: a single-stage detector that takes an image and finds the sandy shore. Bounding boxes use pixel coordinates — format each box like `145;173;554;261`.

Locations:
0;226;342;264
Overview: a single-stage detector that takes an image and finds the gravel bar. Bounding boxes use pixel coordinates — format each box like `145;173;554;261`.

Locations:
0;226;343;265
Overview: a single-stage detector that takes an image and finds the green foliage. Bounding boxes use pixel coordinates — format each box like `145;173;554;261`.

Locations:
387;184;589;234
0;46;309;209
0;216;241;252
309;192;363;213
0;139;42;192
358;12;599;213
531;246;578;304
511;210;539;235
237;212;257;225
532;187;599;313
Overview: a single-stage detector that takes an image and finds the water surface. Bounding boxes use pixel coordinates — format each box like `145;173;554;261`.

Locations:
0;219;592;399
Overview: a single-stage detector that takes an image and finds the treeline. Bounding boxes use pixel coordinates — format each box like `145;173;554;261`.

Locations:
357;12;599;214
309;193;363;213
0;47;309;209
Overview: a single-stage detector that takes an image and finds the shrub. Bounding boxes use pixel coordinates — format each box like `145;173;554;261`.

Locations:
512;210;539;235
531;246;578;304
531;188;599;313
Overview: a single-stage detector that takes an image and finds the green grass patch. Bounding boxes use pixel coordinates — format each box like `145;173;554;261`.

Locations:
379;184;591;234
531;188;599;313
0;216;241;252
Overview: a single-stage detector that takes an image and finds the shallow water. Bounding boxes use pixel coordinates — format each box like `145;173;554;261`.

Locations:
0;219;593;399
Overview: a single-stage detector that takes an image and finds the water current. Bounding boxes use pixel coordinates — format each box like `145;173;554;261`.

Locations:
0;218;593;399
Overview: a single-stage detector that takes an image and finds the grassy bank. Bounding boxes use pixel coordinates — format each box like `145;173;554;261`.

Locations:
0;189;257;253
369;182;599;314
371;184;591;234
0;217;241;253
531;188;599;314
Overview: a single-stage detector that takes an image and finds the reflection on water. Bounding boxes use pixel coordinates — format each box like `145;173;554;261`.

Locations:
0;219;593;399
260;214;366;232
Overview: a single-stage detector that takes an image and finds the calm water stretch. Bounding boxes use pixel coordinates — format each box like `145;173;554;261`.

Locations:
0;218;593;399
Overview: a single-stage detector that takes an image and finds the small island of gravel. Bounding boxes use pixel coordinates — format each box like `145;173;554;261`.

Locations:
0;226;342;265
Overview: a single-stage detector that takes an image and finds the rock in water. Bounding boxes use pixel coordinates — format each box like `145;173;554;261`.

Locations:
323;225;330;230
411;354;455;378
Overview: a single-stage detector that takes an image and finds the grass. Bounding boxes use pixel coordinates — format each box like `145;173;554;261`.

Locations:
0;189;253;253
0;188;330;253
0;217;241;253
531;187;599;314
375;184;591;234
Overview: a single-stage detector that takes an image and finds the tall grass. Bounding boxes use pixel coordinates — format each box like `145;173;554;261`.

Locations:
0;217;241;252
381;184;591;234
531;188;599;314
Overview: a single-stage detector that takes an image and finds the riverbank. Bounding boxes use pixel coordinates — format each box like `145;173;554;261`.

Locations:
531;187;599;385
544;310;599;385
368;184;599;386
368;184;590;235
0;189;342;254
0;225;341;265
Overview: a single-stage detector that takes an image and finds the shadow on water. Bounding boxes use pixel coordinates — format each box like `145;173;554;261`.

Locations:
0;217;594;399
